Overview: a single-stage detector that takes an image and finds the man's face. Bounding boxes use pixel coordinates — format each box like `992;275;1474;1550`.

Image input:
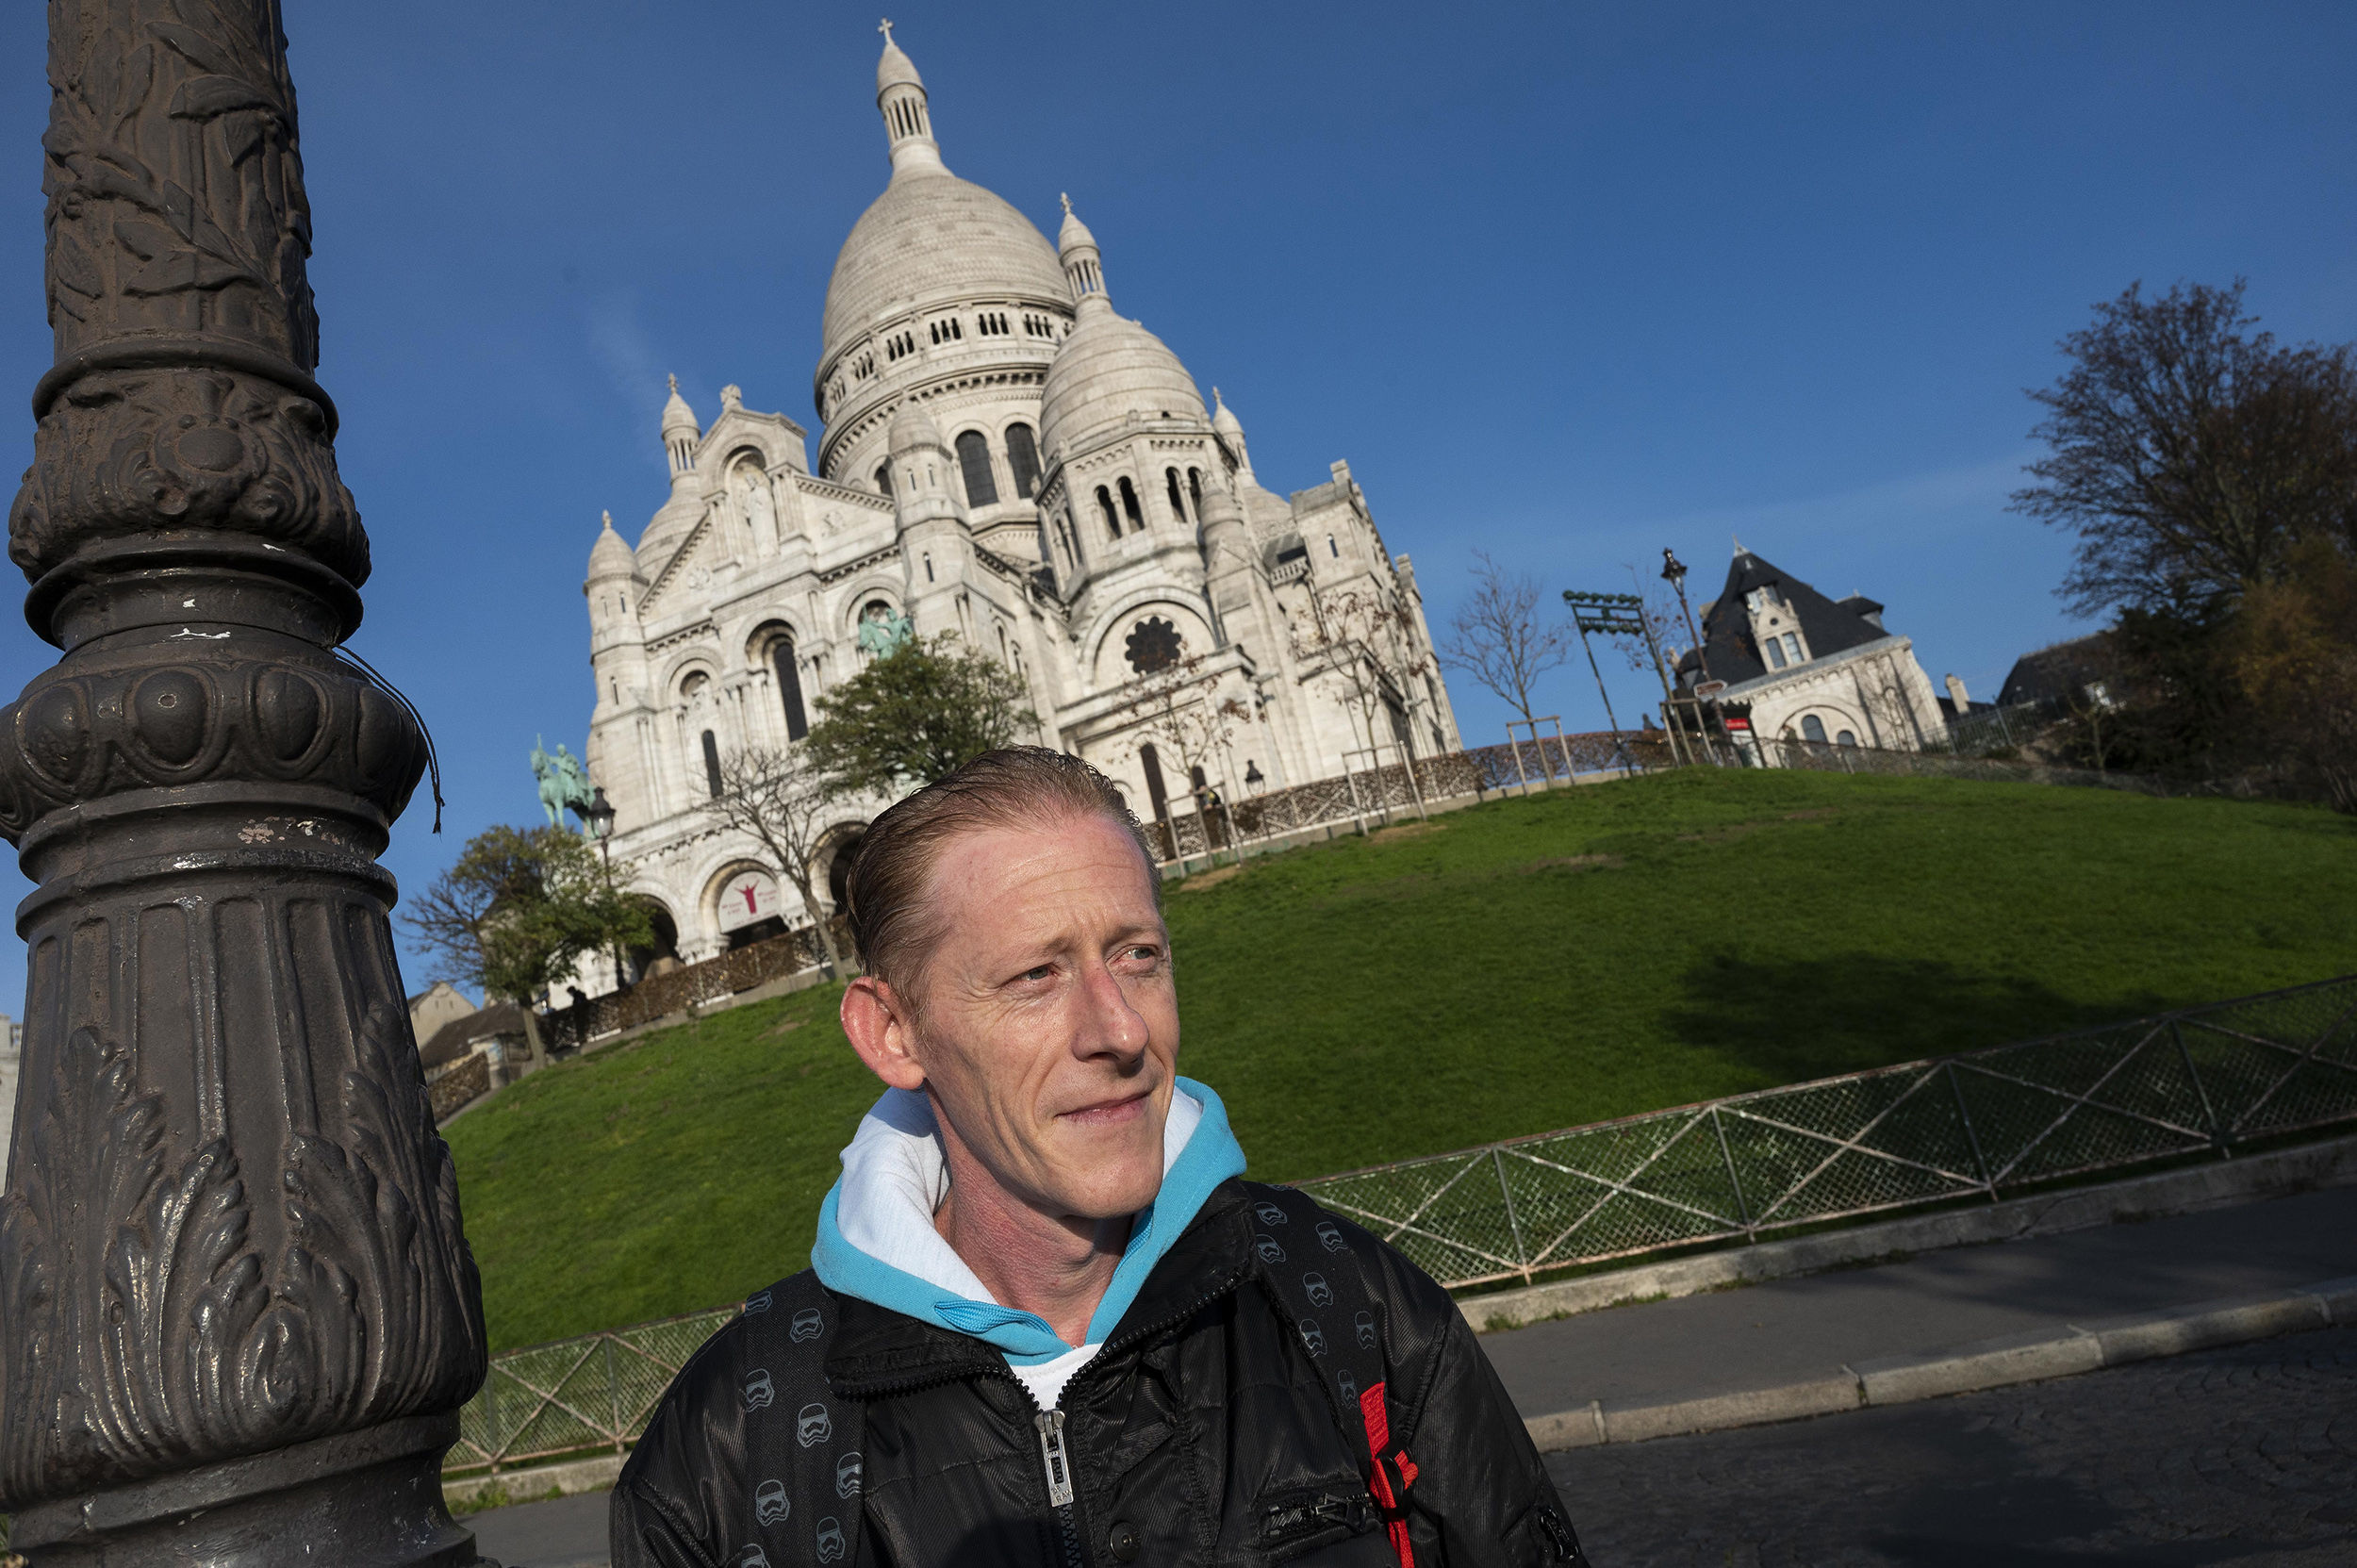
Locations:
884;812;1178;1221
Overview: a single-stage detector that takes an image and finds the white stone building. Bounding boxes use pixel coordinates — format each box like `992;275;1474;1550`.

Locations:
1673;546;1948;756
576;28;1459;970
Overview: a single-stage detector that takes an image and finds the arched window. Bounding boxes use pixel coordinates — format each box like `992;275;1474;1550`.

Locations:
955;430;998;506
875;463;893;498
1138;742;1171;823
1801;714;1827;744
1188;468;1203;516
1006;423;1043;499
1837;729;1858;747
1165;468;1188;522
924;552;935;583
1118;477;1144;531
773;637;808;741
701;730;722;798
1096;487;1120;540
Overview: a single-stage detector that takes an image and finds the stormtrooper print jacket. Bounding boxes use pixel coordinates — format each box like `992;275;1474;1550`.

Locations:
609;1180;1584;1568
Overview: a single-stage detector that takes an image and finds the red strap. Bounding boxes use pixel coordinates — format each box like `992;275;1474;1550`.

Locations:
1359;1381;1418;1568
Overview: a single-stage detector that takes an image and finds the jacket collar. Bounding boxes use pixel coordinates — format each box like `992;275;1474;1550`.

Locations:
826;1180;1254;1397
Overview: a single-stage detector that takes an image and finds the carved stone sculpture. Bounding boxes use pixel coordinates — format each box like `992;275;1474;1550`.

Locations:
0;4;490;1563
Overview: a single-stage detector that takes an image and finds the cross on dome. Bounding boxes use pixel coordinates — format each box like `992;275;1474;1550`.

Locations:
879;17;893;41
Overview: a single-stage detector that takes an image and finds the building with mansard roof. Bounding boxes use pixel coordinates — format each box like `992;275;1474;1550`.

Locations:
576;27;1459;969
1673;545;1947;754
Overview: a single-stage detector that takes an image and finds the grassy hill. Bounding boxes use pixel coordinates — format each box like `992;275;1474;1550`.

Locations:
443;767;2357;1349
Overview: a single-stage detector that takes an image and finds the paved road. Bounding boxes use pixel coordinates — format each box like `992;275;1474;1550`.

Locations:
468;1488;609;1568
1549;1325;2357;1566
1484;1185;2357;1416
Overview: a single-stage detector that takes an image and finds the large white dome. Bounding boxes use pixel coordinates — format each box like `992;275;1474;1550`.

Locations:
819;172;1070;366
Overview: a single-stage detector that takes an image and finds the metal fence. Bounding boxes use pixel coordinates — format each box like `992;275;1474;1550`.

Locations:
1297;975;2357;1290
539;916;854;1053
445;975;2357;1473
447;1305;738;1474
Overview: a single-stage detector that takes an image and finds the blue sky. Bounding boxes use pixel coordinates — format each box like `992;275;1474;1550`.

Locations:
0;2;2351;1009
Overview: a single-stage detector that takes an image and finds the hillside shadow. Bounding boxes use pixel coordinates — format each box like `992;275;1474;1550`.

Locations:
1663;953;2170;1085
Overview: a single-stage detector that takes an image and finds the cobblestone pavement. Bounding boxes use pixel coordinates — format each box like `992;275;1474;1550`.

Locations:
1548;1326;2357;1567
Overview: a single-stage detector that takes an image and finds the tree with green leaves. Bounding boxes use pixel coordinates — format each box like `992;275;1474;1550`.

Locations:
803;633;1031;794
402;824;651;1058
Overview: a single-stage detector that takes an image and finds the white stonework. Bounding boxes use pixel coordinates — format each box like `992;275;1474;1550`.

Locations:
575;29;1460;971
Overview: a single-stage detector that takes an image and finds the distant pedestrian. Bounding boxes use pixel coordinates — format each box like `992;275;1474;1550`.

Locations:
615;747;1585;1566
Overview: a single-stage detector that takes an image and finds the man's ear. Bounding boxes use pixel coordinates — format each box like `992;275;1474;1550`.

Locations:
842;975;927;1091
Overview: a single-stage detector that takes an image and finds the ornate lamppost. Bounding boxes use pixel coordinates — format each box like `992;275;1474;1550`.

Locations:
583;784;626;990
0;6;489;1564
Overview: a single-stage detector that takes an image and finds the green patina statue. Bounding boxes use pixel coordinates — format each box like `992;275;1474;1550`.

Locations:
856;602;915;657
533;734;597;829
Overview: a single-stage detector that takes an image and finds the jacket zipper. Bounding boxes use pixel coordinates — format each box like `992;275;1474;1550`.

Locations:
1035;1409;1086;1567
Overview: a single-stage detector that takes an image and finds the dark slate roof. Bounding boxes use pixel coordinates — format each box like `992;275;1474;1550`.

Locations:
420;1001;529;1069
1997;635;2107;707
1675;550;1894;687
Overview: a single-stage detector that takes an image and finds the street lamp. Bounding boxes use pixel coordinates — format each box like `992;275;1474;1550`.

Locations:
584;786;625;989
0;4;487;1560
1660;548;1728;763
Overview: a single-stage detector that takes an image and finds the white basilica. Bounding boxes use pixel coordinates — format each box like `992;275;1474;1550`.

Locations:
578;27;1459;966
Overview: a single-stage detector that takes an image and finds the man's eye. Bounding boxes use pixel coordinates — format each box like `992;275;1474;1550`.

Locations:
1021;965;1055;982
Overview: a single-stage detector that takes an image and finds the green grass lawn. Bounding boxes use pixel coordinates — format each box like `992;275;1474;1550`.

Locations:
443;768;2357;1349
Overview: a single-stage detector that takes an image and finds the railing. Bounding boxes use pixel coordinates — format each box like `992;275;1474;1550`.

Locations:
441;974;2357;1472
539;916;854;1052
1151;732;1658;864
446;1306;738;1475
428;1051;491;1123
1297;975;2357;1290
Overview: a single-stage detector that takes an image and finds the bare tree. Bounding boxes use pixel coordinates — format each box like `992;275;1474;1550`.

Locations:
2010;278;2357;619
1293;580;1438;817
1438;551;1574;723
1113;652;1251;857
702;744;851;973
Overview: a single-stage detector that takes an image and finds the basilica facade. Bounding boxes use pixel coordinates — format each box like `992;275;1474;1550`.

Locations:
578;27;1459;967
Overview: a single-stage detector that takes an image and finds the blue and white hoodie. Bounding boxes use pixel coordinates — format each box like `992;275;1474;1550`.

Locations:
811;1077;1246;1411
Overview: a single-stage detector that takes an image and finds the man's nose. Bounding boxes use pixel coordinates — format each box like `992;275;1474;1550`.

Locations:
1075;958;1149;1066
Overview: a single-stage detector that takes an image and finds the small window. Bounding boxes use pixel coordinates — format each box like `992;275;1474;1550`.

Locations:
1837;730;1857;747
955;430;998;506
924;553;934;583
1801;714;1827;744
1096;487;1120;540
1327;535;1339;558
1118;477;1144;531
701;730;722;797
1007;423;1043;499
875;463;893;498
1188;468;1203;515
1764;637;1787;670
1782;633;1803;663
1165;468;1187;522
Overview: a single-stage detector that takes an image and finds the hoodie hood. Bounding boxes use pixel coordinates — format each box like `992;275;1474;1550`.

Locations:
811;1078;1244;1364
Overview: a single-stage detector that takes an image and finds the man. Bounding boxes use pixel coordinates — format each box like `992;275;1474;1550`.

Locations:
615;748;1584;1567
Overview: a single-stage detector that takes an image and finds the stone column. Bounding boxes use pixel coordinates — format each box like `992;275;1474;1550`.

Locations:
0;4;490;1564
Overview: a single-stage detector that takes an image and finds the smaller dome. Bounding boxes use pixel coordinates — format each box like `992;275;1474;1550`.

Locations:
661;373;698;436
588;510;635;579
878;25;922;92
1040;312;1205;460
889;399;946;452
1211;387;1243;437
1057;193;1096;255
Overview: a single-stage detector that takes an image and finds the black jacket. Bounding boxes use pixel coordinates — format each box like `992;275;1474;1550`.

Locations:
612;1180;1581;1567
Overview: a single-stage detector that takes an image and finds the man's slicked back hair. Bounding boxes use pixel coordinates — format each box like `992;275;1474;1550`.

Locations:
844;746;1161;998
